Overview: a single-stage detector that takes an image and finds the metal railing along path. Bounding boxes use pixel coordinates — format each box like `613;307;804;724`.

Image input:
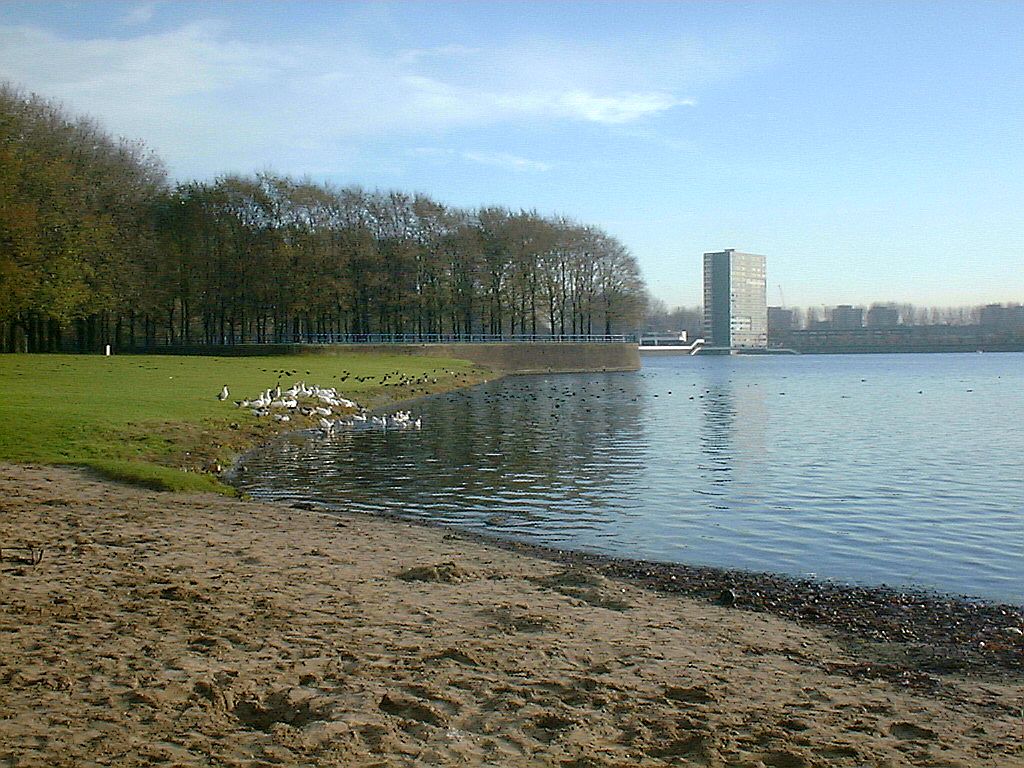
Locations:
297;333;638;345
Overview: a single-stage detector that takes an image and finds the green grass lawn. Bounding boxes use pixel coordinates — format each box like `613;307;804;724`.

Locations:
0;352;488;493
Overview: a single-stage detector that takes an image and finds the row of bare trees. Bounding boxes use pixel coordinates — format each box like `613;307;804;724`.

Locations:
150;176;646;347
0;82;646;352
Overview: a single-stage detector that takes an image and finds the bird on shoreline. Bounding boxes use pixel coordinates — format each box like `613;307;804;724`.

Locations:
222;377;423;437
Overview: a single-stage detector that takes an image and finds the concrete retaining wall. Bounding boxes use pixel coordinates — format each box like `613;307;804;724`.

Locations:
130;342;641;374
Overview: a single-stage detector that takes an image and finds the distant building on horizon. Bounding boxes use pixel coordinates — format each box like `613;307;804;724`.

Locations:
703;249;767;349
770;305;790;348
866;304;900;328
768;306;794;332
831;305;864;330
980;303;1024;328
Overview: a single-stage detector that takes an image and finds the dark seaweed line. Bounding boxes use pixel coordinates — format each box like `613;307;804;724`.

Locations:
493;535;1023;679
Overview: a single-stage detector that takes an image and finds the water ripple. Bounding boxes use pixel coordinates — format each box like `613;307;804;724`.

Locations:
234;353;1024;604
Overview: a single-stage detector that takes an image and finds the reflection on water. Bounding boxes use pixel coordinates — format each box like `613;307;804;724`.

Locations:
700;383;737;483
234;353;1024;604
237;374;648;538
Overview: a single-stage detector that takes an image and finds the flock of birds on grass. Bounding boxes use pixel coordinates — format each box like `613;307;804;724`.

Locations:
217;379;421;435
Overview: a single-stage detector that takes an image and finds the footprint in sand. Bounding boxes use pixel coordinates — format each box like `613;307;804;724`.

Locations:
379;692;448;727
234;687;333;731
479;606;554;634
396;562;472;583
665;685;716;705
889;721;938;741
426;647;481;667
528;569;632;611
760;749;812;768
524;713;575;744
645;731;713;760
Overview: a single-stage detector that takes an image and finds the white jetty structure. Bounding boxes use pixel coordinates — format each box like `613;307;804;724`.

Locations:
637;331;706;356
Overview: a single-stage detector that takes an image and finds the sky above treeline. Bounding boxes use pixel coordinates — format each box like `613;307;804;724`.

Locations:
1;1;1022;309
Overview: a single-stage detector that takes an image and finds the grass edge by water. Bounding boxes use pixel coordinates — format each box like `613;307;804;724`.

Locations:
1;352;494;495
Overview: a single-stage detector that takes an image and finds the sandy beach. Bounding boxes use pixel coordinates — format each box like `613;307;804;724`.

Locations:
1;463;1022;767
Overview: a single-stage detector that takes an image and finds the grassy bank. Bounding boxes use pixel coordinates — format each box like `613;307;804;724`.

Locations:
0;352;489;493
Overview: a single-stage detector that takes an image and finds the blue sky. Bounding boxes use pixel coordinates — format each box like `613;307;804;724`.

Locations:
1;1;1022;309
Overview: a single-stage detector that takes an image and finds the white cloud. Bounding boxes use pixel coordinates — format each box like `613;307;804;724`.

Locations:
0;20;710;178
489;89;695;125
556;91;695;124
395;44;481;66
0;22;277;100
407;146;552;174
122;3;157;26
462;151;551;173
408;147;455;159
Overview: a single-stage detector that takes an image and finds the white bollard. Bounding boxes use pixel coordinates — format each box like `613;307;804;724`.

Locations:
105;344;111;356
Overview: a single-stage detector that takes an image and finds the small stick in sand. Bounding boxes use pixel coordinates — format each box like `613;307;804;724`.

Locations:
0;546;44;565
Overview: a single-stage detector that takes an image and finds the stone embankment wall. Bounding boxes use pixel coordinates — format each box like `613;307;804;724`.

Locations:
137;343;641;374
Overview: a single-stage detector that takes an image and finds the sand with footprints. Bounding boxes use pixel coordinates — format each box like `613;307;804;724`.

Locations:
1;463;1022;767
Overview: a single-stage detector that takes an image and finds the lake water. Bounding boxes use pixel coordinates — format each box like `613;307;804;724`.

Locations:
232;352;1024;604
